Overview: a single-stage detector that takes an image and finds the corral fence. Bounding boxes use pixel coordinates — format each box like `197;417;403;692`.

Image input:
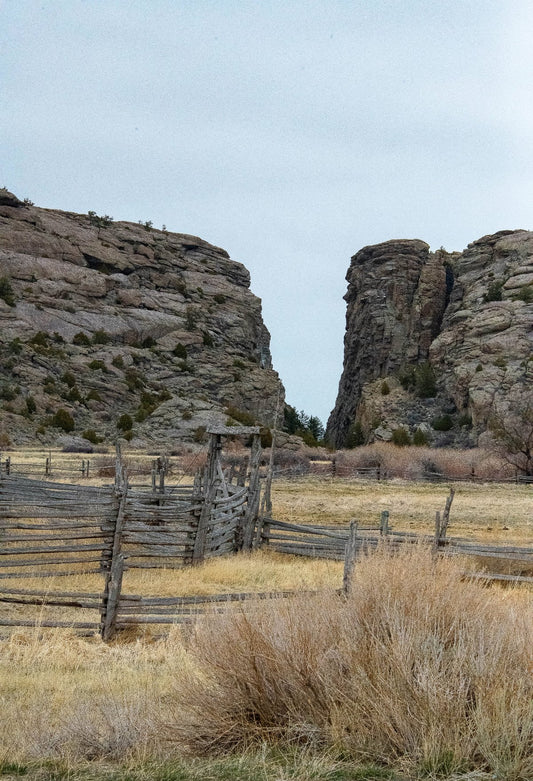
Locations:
1;442;532;639
0;427;270;639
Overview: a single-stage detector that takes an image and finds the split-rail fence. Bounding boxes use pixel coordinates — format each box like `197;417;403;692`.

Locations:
1;440;532;639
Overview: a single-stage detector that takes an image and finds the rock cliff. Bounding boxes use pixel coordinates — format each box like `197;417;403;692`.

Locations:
327;231;533;449
0;190;283;446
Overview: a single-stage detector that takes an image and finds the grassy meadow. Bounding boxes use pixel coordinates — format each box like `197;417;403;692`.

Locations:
0;448;532;780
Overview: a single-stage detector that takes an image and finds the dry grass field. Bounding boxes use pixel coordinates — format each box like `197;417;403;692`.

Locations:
1;449;532;780
271;477;533;543
0;548;531;781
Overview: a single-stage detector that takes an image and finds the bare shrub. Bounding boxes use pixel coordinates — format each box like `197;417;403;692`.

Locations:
335;444;514;481
168;546;533;778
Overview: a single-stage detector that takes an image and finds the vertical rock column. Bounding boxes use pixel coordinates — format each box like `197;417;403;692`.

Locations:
326;239;447;449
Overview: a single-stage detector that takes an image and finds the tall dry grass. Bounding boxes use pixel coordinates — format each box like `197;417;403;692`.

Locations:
167;546;533;779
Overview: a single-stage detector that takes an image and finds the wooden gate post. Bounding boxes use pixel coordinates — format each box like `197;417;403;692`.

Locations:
192;432;221;564
242;433;262;550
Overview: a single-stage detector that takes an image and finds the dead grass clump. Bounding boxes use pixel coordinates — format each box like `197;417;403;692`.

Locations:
168;546;533;778
335;444;514;481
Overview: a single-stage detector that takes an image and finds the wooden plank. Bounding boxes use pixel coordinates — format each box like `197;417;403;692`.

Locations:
0;568;101;579
0;618;99;629
0;543;106;556
268;519;347;539
0;595;101;609
0;587;103;599
0;556;105;567
1;531;112;543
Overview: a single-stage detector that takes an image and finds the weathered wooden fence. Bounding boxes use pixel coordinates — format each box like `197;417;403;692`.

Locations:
2;444;532;639
0;427;266;638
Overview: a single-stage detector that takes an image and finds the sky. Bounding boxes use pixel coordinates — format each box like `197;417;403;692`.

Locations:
1;0;533;425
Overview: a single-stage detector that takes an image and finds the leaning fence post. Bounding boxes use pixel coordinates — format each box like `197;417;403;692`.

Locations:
343;521;358;596
101;467;128;641
435;488;455;549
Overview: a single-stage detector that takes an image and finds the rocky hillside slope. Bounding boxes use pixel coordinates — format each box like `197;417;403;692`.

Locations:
0;190;283;446
327;231;533;449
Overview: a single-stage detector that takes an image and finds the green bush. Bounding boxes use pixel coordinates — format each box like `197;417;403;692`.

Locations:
213;293;226;304
61;371;77;388
345;421;365;448
431;414;453;431
92;330;111;345
52;408;75;432
516;285;533;303
193;425;207;443
475;363;483;372
117;414;133;432
412;428;429;446
484;281;503;302
87;211;113;228
82;429;102;444
398;363;437;398
233;358;246;369
0;385;18;401
87;389;102;402
185;306;198;331
173;343;187;359
88;360;106;372
64;387;83;403
8;338;22;355
391;428;411;446
458;413;472;428
141;336;157;349
124;368;144;391
225;405;255;426
112;355;125;369
29;331;50;348
0;276;15;306
415;362;437;398
73;332;91;346
202;330;214;347
25;396;37;415
380;380;391;395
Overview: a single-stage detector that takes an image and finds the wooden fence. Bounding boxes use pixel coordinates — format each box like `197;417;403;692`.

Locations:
1;446;532;639
0;427;265;639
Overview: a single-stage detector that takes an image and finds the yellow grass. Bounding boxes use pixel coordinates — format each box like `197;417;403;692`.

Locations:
271;477;533;543
1;548;531;781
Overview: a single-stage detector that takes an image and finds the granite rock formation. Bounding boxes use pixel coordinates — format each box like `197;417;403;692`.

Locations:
327;231;533;449
0;190;283;446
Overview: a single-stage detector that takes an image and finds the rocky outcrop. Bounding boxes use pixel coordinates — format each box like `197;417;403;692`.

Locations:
327;231;533;449
0;191;284;446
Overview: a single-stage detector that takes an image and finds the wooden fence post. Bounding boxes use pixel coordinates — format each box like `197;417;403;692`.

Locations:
380;510;390;535
242;433;262;550
435;488;455;548
192;433;221;564
343;521;358;596
101;466;128;641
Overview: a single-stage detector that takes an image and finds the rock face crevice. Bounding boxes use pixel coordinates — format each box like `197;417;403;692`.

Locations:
327;231;533;449
0;191;284;445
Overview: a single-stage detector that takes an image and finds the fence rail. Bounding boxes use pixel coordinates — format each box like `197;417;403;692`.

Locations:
2;445;532;639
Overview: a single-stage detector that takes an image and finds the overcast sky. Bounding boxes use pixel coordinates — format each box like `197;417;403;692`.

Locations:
2;1;533;424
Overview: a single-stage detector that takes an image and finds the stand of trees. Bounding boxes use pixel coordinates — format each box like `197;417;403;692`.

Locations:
284;405;325;447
